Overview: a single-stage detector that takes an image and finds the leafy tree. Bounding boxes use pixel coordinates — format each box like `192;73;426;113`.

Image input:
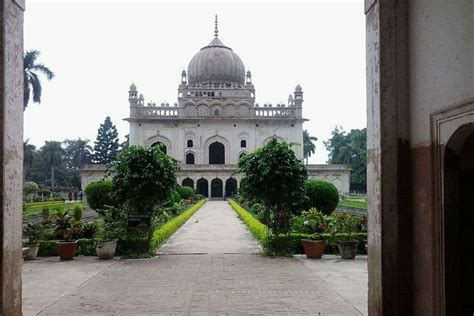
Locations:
23;139;37;182
238;138;307;235
303;130;318;165
24;50;54;110
64;138;93;169
40;141;65;189
93;117;120;164
324;127;367;192
120;134;130;151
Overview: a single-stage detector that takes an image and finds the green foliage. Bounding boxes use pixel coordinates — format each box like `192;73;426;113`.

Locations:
330;213;366;240
303;130;318;163
151;200;206;253
304;179;339;215
37;240;58;256
229;200;266;243
41;206;50;221
291;208;327;236
95;206;126;242
338;199;367;210
73;205;83;221
177;186;195;200
110;146;179;214
84;179;113;212
167;190;181;206
93;116;120;164
64;138;93;169
324;127;367;192
23;181;40;196
38;239;97;256
23;221;43;245
81;221;98;239
41;141;65;189
238;138;307;234
54;209;76;241
24;50;54;109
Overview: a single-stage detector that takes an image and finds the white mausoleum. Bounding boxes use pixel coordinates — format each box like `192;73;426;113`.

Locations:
82;17;350;197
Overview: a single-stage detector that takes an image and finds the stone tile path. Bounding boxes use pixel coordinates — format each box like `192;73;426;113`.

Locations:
22;201;368;315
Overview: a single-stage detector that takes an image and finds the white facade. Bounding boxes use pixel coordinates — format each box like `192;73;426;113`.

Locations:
82;18;351;196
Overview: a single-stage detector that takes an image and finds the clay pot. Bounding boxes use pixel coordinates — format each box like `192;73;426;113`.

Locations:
338;240;359;259
301;239;326;258
58;241;77;260
96;240;117;260
24;245;39;260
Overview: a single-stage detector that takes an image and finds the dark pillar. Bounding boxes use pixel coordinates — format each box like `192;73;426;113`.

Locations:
365;0;411;314
0;0;24;314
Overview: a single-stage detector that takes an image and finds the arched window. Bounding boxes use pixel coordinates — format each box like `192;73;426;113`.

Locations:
240;140;247;148
182;178;194;188
151;141;167;154
209;142;225;164
187;139;193;148
186;152;195;165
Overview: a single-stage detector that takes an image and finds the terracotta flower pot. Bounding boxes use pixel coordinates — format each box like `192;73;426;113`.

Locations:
24;245;39;260
58;241;77;260
301;239;326;258
338;240;359;259
96;240;117;260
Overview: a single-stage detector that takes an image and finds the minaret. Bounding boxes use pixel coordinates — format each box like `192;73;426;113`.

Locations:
294;84;303;118
128;83;138;106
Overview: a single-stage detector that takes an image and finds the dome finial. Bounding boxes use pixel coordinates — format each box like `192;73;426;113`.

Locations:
214;14;219;37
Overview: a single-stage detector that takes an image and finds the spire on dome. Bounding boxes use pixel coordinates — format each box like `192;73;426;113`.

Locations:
214;14;219;37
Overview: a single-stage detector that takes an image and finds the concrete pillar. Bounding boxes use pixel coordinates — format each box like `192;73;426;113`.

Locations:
365;0;411;314
0;0;25;314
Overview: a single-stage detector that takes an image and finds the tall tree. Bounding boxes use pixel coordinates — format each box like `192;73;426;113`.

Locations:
93;116;120;164
324;127;367;192
41;141;65;189
303;130;318;165
23;139;37;182
64;138;93;169
24;50;54;110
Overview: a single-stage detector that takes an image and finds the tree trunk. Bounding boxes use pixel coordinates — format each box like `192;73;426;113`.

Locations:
51;165;55;188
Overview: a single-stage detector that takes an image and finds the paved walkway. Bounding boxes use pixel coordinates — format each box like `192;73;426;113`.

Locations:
22;201;368;315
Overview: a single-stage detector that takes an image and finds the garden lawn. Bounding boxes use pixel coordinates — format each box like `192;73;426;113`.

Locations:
25;201;88;215
338;199;367;210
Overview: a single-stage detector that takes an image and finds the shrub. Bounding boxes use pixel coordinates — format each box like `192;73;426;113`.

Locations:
38;240;58;256
85;180;113;212
290;208;327;235
151;200;206;252
73;205;83;221
304;179;339;215
178;186;195;200
42;207;50;222
81;221;99;239
169;190;181;205
229;199;266;243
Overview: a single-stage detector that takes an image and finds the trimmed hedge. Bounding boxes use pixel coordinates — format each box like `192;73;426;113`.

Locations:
37;238;97;257
177;186;195;200
229;199;266;243
84;179;113;210
304;179;339;215
150;199;206;252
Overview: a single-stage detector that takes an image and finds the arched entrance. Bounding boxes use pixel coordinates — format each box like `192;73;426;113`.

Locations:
225;178;238;198
182;178;194;188
151;141;167;154
211;178;223;198
196;178;208;197
444;123;474;314
209;142;225;164
185;152;195;164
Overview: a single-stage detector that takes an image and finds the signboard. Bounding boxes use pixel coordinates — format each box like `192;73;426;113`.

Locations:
127;214;151;229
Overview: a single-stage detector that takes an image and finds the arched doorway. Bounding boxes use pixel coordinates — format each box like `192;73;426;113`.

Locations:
211;178;223;198
151;141;167;154
186;152;195;164
209;142;225;164
225;178;238;198
444;123;474;314
196;178;208;197
182;178;194;188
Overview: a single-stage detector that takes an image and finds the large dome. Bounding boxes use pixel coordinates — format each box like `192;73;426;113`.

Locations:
187;37;246;85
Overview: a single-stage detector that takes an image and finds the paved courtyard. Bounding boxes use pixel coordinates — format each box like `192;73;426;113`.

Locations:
22;201;368;315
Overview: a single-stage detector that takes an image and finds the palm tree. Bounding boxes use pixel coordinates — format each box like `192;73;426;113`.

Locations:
23;139;37;182
24;50;54;110
303;130;318;165
64;138;93;169
41;141;64;189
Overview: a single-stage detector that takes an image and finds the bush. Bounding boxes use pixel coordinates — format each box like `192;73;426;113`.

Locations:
42;207;50;222
84;180;113;211
304;179;339;215
150;200;206;253
177;186;195;200
229;199;266;243
73;205;83;221
169;190;181;205
81;221;99;239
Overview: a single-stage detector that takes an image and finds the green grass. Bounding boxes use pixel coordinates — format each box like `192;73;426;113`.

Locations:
25;201;88;215
229;199;267;244
338;199;367;210
150;199;206;253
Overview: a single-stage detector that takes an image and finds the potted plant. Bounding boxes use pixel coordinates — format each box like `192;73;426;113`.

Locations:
333;213;363;259
95;206;125;259
54;209;79;260
297;208;327;259
22;221;42;260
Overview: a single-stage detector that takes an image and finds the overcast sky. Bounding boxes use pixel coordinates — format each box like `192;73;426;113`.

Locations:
24;0;366;164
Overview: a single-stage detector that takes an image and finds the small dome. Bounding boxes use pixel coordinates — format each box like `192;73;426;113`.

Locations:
187;37;245;85
129;83;137;91
295;84;302;92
